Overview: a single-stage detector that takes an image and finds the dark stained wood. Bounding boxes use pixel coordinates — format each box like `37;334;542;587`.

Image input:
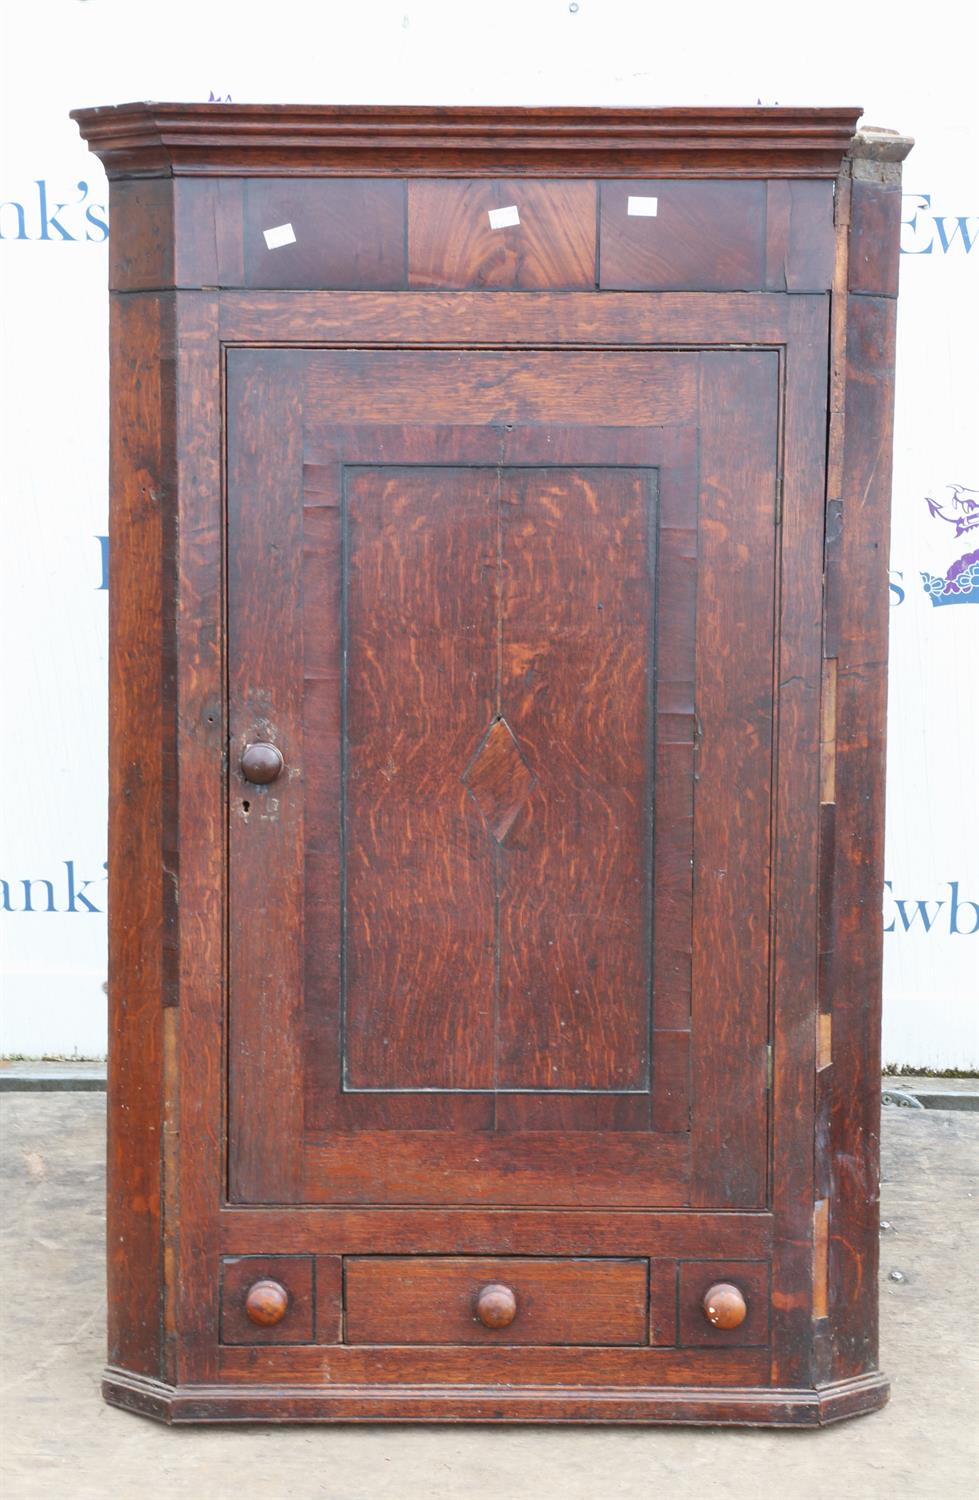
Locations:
649;1259;679;1347
105;291;175;1381
343;466;497;1090
678;1262;769;1347
302;1129;689;1208
107;178;173;290
824;293;897;1380
219;289;796;347
218;1206;773;1259
174;178;245;287
72;103;863;180
243;178;405;289
226;350;305;1204
689;351;777;1210
848;177;902;297
81;104;906;1427
408;180;596;288
599;180;765;290
768;295;829;1391
764;179;836;291
220;1257;313;1345
104;1362;887;1424
213;1342;770;1388
314;1256;343;1344
344;1257;648;1346
496;466;655;1089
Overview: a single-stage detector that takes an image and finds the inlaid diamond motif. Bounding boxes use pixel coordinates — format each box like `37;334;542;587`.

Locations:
462;716;537;845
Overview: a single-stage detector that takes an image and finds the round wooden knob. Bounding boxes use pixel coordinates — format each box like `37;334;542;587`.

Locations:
244;1279;289;1327
476;1283;518;1329
702;1282;747;1330
241;742;283;784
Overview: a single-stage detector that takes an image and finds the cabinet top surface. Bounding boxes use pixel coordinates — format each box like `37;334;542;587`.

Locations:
71;102;866;179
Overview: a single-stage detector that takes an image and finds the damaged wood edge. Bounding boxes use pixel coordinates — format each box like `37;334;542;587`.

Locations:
849;126;915;185
812;1198;830;1320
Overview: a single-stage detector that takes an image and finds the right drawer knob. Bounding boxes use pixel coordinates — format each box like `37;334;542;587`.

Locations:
702;1282;748;1330
476;1282;518;1329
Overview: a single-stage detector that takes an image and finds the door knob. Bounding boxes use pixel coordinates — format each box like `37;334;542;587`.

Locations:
244;1278;290;1326
476;1283;518;1329
702;1282;747;1329
241;742;284;784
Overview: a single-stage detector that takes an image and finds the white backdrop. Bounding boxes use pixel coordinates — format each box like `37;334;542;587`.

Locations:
1;0;977;1065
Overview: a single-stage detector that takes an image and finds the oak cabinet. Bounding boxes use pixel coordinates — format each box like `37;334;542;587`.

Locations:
72;103;911;1425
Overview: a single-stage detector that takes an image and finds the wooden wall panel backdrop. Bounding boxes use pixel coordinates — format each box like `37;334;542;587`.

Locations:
72;104;912;1426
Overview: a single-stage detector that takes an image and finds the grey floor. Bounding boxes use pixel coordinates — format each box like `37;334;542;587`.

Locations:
1;1094;976;1500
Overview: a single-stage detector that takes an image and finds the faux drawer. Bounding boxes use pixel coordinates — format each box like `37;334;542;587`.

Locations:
344;1257;649;1346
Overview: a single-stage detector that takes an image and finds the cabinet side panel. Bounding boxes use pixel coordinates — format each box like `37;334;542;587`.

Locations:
106;292;176;1378
825;292;897;1380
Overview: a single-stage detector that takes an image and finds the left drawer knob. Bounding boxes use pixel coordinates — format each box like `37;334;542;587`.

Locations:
244;1279;290;1326
241;742;284;784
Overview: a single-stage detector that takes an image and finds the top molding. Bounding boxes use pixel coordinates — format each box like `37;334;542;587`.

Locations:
71;103;864;179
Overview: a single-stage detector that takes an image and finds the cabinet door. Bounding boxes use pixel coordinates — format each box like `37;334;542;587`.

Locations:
226;342;780;1210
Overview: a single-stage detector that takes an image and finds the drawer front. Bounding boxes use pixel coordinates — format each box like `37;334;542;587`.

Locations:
344;1257;649;1346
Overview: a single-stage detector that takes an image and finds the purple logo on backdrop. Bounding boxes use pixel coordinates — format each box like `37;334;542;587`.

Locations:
920;484;979;606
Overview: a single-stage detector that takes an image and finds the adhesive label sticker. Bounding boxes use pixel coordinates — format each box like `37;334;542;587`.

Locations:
263;222;297;250
488;205;520;230
627;196;659;218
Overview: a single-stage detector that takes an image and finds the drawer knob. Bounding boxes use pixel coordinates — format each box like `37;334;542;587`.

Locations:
702;1282;747;1330
241;742;284;784
244;1278;290;1326
476;1282;518;1329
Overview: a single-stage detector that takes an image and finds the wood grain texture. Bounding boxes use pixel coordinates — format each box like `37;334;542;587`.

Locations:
72;103;862;180
689;351;777;1210
219;289;794;347
171;294;225;1384
87;102;906;1422
768;296;829;1390
107;178;173;291
343;467;497;1089
344;1257;648;1346
104;1365;888;1424
848;179;902;297
496;467;655;1089
678;1261;770;1348
220;1256;314;1345
408;180;596;288
302;1130;689;1208
823;294;897;1381
226;350;305;1203
243;179;405;289
600;181;765;290
764;180;836;291
213;1343;770;1389
218;1207;774;1259
105;291;175;1381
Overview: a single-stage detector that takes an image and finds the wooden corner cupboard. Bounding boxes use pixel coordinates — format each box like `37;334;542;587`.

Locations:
72;103;912;1426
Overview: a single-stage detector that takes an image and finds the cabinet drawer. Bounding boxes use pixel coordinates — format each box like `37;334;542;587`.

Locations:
344;1257;649;1346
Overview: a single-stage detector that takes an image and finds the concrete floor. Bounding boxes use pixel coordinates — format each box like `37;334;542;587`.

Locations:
1;1095;976;1500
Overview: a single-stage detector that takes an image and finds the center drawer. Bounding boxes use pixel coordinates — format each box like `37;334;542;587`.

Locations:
343;1256;649;1346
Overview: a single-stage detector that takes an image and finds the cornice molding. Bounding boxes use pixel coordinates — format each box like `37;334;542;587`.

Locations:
71;103;864;179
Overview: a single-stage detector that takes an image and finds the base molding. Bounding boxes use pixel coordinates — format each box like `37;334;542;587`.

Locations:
103;1366;890;1427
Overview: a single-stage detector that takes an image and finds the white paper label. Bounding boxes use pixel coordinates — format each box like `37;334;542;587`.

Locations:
488;204;520;230
263;222;297;250
627;196;659;218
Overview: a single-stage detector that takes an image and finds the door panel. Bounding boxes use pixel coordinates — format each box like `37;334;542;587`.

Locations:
227;347;778;1210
